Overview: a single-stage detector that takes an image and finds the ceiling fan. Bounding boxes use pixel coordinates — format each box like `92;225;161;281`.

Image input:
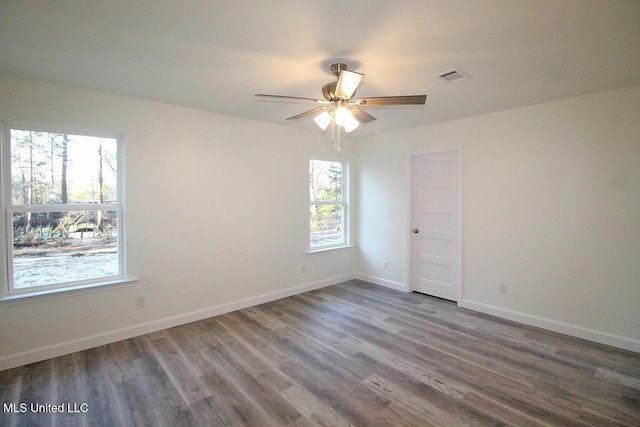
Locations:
255;63;426;148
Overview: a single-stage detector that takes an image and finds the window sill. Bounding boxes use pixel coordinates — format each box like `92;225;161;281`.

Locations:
0;277;137;306
306;245;355;254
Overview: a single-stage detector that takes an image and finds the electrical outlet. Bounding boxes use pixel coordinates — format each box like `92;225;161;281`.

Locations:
301;265;306;274
499;283;508;295
135;296;145;308
383;260;389;270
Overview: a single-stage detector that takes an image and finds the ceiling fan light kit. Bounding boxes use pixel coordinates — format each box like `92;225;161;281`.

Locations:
334;103;359;131
256;63;427;150
334;69;364;100
313;110;332;131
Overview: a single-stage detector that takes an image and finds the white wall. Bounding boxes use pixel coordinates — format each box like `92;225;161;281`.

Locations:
1;73;638;368
0;74;357;368
357;85;640;350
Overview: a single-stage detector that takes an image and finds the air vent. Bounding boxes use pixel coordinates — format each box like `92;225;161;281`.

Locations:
438;68;471;84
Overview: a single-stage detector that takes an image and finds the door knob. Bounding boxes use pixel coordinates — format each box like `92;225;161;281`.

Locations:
412;229;419;234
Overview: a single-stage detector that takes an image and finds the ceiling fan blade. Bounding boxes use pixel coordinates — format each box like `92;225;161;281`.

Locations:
255;94;328;104
335;69;364;100
354;95;427;106
286;106;328;121
349;106;376;124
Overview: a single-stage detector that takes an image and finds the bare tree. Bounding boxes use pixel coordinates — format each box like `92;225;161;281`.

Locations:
61;134;68;204
97;141;104;232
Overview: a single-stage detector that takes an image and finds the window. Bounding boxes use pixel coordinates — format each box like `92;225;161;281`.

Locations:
309;159;348;250
2;123;125;296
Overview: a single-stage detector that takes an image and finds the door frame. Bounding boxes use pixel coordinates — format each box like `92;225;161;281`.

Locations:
406;147;463;303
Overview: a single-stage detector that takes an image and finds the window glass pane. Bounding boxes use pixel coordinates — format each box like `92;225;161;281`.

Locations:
10;129;118;205
12;210;119;289
310;204;343;247
310;160;342;202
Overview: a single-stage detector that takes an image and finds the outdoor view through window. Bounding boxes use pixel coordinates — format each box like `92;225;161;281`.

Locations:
309;159;345;249
6;127;121;292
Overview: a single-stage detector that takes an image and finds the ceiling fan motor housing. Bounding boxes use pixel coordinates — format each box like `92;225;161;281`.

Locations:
322;82;338;101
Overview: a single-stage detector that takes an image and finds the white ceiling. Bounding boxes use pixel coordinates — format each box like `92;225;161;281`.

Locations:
1;0;639;137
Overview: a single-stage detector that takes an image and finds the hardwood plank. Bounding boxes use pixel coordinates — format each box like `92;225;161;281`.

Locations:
279;383;352;427
353;352;503;426
278;359;389;426
1;280;639;426
362;374;481;426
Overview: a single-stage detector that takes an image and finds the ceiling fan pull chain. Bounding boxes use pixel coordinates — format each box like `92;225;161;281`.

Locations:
330;118;341;152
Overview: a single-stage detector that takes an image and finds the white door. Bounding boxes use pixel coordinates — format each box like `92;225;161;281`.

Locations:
410;150;462;302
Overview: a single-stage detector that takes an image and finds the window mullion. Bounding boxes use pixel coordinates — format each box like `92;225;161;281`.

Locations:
310;200;344;206
9;203;117;212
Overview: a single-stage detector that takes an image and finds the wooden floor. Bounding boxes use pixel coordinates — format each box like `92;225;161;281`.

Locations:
1;281;639;426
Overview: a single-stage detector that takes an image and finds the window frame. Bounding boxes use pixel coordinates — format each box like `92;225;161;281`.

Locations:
308;157;349;252
1;121;128;300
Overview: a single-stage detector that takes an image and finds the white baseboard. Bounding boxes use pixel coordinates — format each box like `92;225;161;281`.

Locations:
459;299;640;354
0;274;355;371
355;273;408;292
5;276;636;371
